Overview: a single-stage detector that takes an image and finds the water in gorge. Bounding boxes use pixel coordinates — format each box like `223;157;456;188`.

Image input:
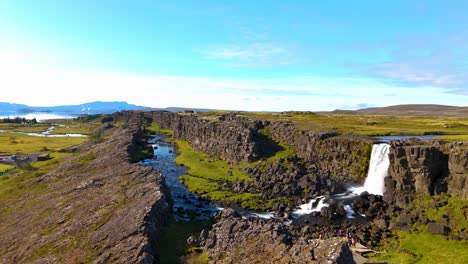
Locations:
140;135;221;221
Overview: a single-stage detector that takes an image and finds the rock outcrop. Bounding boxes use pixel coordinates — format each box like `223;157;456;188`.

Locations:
447;142;468;199
268;121;374;181
385;139;468;206
148;111;270;164
0;116;169;263
148;112;374;183
202;209;356;264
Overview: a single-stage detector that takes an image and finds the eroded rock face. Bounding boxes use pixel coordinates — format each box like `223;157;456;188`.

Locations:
385;139;468;206
202;209;356;264
0;114;169;263
267;121;375;181
148;111;269;164
447;143;468;199
148;112;374;183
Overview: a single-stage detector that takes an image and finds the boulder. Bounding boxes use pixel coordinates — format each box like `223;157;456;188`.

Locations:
428;222;450;236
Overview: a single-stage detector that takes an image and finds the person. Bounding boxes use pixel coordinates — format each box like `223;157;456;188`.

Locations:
351;237;356;247
339;229;344;237
319;233;323;240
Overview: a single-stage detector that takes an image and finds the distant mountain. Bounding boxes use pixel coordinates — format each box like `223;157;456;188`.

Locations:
0;101;215;116
332;104;468;117
0;101;152;116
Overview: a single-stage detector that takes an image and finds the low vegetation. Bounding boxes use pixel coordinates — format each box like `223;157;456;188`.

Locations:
0;152;72;217
0;132;87;155
156;218;211;264
372;230;468;263
369;194;468;263
174;139;267;209
0;164;15;173
146;123;174;136
239;112;468;137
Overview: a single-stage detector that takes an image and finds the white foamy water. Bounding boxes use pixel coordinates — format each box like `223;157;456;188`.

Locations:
344;204;355;218
351;143;390;196
293;196;329;215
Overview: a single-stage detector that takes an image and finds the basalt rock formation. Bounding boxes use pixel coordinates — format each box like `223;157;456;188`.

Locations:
0;115;169;263
201;209;356;264
147;111;269;164
267;121;374;181
385;139;468;206
148;112;374;183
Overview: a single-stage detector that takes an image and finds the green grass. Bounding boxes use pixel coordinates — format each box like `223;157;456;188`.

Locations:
437;134;468;141
0;132;87;155
240;112;468;136
0;164;15;173
0;152;71;215
410;194;468;233
156;217;212;264
147;123;174;136
0;122;51;133
50;121;100;135
174;139;270;209
175;140;251;183
372;230;468;264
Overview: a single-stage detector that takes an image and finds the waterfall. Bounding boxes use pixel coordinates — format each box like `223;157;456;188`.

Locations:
352;143;390;196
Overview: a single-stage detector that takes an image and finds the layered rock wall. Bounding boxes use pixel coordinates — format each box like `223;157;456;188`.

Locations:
385;139;467;206
147;111;269;164
148;112;374;181
267;121;374;181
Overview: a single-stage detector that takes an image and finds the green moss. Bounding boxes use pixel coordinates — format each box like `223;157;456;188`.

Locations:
371;229;468;263
173;139;273;209
0;164;15;173
411;194;468;233
114;121;125;127
147;123;174;136
78;153;97;164
156;217;212;264
175;140;251;182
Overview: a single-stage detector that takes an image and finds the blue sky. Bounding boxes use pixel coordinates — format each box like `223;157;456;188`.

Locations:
0;0;467;111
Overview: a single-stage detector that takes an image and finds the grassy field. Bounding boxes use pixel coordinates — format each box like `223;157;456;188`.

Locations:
174;139;268;209
239;112;468;138
371;230;468;263
0;164;15;173
51;120;101;135
0;152;72;216
0;123;50;133
0;132;87;155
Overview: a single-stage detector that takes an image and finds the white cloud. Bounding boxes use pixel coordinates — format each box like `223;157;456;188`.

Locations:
1;48;466;111
200;43;300;67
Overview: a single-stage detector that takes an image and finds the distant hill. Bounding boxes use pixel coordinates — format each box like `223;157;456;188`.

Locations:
332;104;468;117
0;101;152;116
0;101;214;116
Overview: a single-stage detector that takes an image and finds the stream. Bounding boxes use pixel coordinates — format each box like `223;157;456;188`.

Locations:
139;135;222;221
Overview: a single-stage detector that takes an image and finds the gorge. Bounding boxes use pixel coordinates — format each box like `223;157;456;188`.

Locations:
0;109;466;263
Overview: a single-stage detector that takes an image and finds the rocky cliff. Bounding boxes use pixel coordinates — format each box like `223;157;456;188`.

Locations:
267;121;374;181
147;111;270;164
0;115;169;263
148;112;374;182
385;139;468;206
200;209;356;264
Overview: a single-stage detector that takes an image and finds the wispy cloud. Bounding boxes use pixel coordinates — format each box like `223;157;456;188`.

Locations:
368;62;467;88
200;43;303;67
361;31;468;95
